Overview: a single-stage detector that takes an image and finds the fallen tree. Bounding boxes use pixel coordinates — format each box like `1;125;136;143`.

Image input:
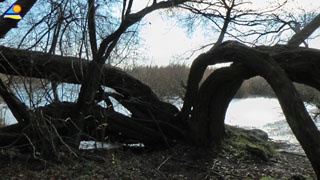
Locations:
1;0;320;178
0;45;184;147
0;42;320;177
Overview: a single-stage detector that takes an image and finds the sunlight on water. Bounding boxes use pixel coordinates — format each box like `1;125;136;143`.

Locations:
1;84;132;125
1;94;319;153
226;97;320;150
226;98;283;129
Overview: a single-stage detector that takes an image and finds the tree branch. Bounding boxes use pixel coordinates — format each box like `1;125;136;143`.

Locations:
0;79;30;125
0;0;38;38
0;45;180;110
87;0;98;56
288;13;320;47
185;41;320;177
97;0;188;61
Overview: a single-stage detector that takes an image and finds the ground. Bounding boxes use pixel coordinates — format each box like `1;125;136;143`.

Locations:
0;127;316;180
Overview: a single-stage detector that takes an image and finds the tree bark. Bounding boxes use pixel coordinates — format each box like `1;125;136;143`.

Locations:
183;41;320;178
0;45;183;149
0;0;38;38
0;46;162;103
1;43;320;177
0;45;180;123
0;79;30;125
181;45;320;120
189;64;248;146
76;0;189;113
287;14;320;47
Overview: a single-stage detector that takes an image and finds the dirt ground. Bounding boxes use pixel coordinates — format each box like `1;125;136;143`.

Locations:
0;126;316;180
0;143;316;180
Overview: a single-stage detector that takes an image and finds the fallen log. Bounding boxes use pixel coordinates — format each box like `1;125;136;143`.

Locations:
0;45;179;126
0;46;183;151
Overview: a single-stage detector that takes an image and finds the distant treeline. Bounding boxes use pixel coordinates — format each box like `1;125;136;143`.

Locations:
0;64;318;126
0;64;319;104
125;64;320;104
124;64;191;100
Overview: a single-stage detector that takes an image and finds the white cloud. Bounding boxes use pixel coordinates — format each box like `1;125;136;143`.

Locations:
140;12;209;66
137;0;320;66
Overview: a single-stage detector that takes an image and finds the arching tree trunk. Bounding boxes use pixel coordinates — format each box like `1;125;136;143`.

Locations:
182;41;320;178
188;65;246;146
0;42;320;177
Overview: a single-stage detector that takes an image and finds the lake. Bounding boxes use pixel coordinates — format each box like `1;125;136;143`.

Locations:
1;95;319;153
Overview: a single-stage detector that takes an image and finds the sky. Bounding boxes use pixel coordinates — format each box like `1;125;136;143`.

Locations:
0;0;319;66
134;0;320;66
139;12;210;66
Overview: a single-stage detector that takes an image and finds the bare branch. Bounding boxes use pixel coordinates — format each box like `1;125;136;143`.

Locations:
97;0;189;61
122;0;127;20
87;0;98;56
288;13;320;47
125;0;134;17
0;0;38;38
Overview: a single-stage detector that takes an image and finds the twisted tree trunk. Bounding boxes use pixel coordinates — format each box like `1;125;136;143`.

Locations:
0;42;320;177
182;41;320;178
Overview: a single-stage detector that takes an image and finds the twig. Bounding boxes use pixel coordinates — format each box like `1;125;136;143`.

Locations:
157;154;173;170
22;133;40;160
45;117;78;158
